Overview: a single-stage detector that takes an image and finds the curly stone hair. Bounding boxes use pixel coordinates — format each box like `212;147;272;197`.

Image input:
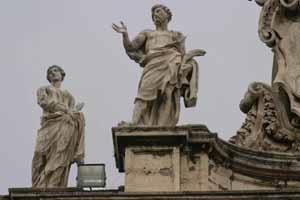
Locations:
151;4;172;22
46;65;66;83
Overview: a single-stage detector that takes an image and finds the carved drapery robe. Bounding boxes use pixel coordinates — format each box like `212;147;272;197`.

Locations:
32;86;85;188
127;30;198;126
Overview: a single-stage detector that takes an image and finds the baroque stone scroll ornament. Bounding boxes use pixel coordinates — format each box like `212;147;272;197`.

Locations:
250;0;300;124
230;0;300;152
229;82;300;152
112;4;206;126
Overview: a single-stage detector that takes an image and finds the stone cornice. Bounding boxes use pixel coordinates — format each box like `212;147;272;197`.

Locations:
113;125;300;181
7;188;300;199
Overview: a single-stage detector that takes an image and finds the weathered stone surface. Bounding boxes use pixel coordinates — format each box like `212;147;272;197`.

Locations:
124;146;180;192
7;188;300;200
231;1;300;153
32;65;85;188
113;125;300;192
113;5;205;126
230;82;300;152
250;0;300;126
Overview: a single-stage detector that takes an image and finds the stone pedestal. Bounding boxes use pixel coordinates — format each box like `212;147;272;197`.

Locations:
112;125;300;192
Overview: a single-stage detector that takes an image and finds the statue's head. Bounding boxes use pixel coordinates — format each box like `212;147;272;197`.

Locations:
47;65;66;83
151;4;172;25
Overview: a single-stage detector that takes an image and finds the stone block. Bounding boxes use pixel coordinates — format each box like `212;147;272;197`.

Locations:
113;125;300;192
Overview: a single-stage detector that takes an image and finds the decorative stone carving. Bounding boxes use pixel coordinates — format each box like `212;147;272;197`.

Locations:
230;82;300;152
250;0;300;124
230;1;300;152
113;4;205;126
32;65;85;188
113;125;300;192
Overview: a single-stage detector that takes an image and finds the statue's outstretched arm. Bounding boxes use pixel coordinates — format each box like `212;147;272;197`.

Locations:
112;21;146;52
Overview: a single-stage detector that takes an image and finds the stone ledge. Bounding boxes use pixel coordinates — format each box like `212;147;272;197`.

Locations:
112;124;212;172
112;124;210;133
7;188;300;199
112;124;300;189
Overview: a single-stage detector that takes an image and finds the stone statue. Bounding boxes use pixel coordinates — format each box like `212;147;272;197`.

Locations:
230;0;300;152
32;65;85;188
113;4;205;126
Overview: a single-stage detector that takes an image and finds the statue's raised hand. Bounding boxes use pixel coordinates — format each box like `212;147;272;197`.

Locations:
112;21;128;35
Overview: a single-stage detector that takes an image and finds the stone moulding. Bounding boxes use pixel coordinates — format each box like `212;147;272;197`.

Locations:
6;188;300;200
113;125;300;184
112;125;209;173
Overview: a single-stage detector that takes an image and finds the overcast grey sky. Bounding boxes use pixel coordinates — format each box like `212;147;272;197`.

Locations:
0;0;272;194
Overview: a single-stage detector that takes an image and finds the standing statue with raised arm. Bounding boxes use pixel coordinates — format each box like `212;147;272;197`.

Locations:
32;65;85;188
113;4;205;126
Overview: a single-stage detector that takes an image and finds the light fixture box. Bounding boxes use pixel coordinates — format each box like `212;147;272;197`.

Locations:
76;163;106;188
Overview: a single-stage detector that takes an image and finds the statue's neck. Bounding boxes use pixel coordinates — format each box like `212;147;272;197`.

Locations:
156;22;168;31
51;81;62;89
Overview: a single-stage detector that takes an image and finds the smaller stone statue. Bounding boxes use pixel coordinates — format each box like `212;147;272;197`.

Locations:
32;65;85;188
113;4;205;126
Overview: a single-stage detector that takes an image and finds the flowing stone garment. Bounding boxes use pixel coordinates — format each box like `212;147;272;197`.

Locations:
128;30;199;126
32;85;85;188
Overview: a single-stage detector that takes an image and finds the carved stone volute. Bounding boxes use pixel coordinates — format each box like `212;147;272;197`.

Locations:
230;82;300;152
